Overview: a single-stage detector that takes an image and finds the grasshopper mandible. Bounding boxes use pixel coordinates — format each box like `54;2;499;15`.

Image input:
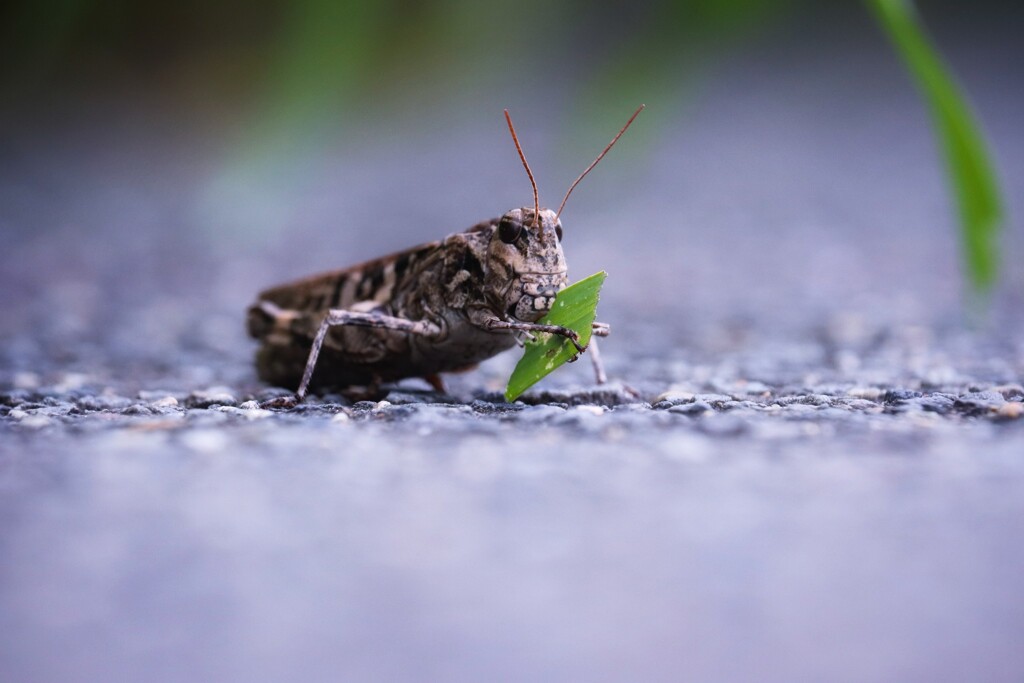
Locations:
247;105;643;401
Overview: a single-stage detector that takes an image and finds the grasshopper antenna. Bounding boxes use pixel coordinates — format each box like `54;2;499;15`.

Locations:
556;104;645;220
504;109;541;228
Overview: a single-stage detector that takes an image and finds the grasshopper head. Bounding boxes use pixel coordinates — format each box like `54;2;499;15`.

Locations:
485;207;567;322
489;105;642;324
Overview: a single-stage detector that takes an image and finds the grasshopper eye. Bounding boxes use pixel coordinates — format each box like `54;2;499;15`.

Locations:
555;224;563;241
498;218;522;244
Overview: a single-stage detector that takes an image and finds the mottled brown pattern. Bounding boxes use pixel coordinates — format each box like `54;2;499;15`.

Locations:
247;208;574;392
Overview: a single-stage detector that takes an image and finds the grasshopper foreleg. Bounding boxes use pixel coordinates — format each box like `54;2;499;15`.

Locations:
482;317;609;385
484;319;585;353
586;337;607;384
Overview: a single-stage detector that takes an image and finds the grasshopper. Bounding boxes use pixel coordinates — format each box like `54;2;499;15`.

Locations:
247;106;643;401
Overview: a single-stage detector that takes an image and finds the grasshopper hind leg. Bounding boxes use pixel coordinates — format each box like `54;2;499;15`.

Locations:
295;308;443;401
250;300;437;401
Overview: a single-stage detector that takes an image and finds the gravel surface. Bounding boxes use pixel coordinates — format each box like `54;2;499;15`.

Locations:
2;370;1023;683
3;7;1024;682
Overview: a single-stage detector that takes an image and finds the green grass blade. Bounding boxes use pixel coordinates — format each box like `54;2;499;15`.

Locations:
504;272;607;402
867;0;1004;294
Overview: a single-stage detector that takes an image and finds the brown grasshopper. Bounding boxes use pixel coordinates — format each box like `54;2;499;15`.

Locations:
247;106;643;401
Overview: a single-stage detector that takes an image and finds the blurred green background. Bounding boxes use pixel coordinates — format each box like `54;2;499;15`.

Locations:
0;0;1018;314
2;0;817;184
3;0;797;120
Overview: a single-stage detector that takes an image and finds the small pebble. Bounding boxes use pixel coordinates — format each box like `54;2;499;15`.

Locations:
694;393;733;407
522;386;636;407
994;384;1024;400
150;396;179;409
995;402;1023;420
954;391;1006;417
669;401;711;416
139;390;180;402
883;389;921;403
470;399;521;415
123;404;155;416
654;391;695;405
570;405;605;417
187;388;239;409
914;394;957;415
847;386;883;400
214;405;272;420
384;391;432;405
844;399;880;412
77;395;132;411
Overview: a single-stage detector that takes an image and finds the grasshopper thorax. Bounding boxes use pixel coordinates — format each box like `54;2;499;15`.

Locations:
485;207;567;323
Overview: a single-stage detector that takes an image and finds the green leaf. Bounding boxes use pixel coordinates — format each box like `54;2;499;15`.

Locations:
867;0;1004;294
504;271;607;402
